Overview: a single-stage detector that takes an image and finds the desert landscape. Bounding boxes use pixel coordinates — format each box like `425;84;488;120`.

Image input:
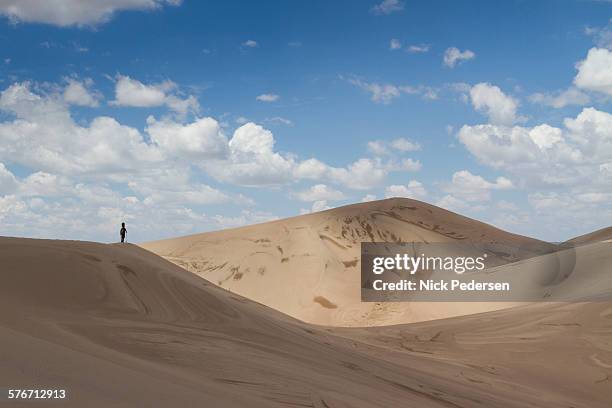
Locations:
1;198;611;407
1;1;611;406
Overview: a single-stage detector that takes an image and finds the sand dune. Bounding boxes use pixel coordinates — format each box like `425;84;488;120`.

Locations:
142;198;557;326
568;226;612;245
1;237;611;407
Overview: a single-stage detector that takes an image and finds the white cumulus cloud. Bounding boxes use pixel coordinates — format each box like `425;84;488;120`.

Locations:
0;0;182;27
295;184;345;202
112;75;199;117
574;47;612;96
458;107;612;188
442;170;513;202
443;47;475;68
469;82;520;125
63;78;100;107
146;116;229;159
385;180;427;200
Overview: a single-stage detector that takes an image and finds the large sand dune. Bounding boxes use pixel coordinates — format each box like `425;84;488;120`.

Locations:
1;237;611;407
142;198;557;326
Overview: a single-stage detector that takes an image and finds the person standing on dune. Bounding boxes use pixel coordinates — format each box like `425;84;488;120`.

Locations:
120;222;127;243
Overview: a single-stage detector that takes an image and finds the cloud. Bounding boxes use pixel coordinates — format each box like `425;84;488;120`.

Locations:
0;0;182;27
203;122;296;187
441;170;513;202
0;78;426;239
435;195;471;212
371;0;404;15
256;93;280;102
0;162;233;242
389;40;429;53
400;85;438;100
62;78;100;107
265;116;293;126
111;75;199;116
300;199;332;214
212;210;277;229
141;185;229;206
242;40;258;48
146;116;229;159
368;138;421;155
458;107;612;189
384;181;427;200
295;184;345;202
112;75;174;106
443;47;475;68
584;19;612;50
0;80;411;240
294;157;397;190
293;158;329;180
19;171;74;197
407;44;429;53
389;39;402;50
399;158;422;172
523;189;612;239
0;82;162;175
0;162;17;194
345;76;438;104
311;200;330;212
469;83;520;125
496;200;519;211
391;137;421;152
574;47;612;96
367;141;389;156
361;194;377;202
327;158;388;190
529;87;590;108
348;79;401;104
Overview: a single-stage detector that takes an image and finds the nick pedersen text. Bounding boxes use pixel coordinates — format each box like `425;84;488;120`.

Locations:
372;279;510;292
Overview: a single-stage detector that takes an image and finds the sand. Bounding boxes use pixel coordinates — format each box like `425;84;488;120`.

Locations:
568;226;612;245
142;198;557;326
2;198;611;407
1;236;611;407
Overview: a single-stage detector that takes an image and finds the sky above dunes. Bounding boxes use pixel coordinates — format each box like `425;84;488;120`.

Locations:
0;0;610;242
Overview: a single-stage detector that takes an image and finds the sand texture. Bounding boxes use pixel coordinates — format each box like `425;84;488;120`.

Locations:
1;237;611;407
142;198;557;326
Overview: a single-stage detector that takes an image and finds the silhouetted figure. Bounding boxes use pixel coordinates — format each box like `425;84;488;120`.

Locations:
120;222;127;243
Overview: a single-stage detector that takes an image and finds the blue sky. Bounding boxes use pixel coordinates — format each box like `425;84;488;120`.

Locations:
0;0;611;242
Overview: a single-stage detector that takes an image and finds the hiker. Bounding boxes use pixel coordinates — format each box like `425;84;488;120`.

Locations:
120;222;127;243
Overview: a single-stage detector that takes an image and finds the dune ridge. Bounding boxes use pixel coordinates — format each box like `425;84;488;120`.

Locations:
568;226;612;245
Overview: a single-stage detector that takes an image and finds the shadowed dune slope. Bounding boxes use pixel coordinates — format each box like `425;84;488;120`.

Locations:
568;226;612;245
142;198;556;326
1;237;611;407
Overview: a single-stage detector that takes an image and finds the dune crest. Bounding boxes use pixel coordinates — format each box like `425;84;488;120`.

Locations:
568;226;612;245
142;198;556;326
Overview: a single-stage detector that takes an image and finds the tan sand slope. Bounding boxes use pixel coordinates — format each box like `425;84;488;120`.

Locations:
334;298;612;408
142;198;556;326
568;226;612;245
1;237;611;407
